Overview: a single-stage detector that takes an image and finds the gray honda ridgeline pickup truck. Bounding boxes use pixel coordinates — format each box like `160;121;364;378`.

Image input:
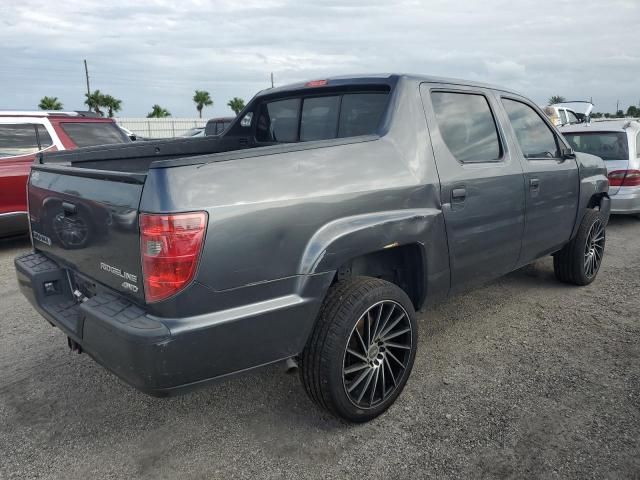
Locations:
16;74;610;422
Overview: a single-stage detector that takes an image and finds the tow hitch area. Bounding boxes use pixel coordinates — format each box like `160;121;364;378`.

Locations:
67;337;82;354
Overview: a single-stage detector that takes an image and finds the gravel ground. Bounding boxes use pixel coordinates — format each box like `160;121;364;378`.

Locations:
1;217;638;479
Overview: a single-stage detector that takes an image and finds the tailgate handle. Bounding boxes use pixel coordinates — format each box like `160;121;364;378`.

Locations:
62;202;77;215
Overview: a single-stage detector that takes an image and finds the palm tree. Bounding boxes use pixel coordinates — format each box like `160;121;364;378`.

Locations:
193;90;213;118
147;104;171;118
548;95;566;105
84;89;105;116
102;94;122;117
38;96;63;110
227;97;245;115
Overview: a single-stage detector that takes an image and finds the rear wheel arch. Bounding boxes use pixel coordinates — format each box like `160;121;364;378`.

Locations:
331;243;425;311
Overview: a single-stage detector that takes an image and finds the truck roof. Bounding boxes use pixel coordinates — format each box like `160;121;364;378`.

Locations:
259;73;518;97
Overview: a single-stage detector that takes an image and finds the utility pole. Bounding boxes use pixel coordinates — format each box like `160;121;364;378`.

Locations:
83;59;91;106
616;99;619;115
270;72;274;88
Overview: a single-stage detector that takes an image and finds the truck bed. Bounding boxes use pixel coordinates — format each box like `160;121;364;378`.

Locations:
37;134;258;172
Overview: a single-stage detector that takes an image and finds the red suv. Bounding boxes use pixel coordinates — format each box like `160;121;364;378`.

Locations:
0;111;130;236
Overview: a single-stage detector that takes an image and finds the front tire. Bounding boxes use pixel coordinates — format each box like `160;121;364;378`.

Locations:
554;209;606;285
300;277;417;423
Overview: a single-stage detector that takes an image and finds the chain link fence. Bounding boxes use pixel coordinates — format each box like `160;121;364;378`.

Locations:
115;118;207;139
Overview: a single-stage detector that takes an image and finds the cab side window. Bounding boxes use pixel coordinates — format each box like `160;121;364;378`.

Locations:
0;124;40;158
430;91;502;163
502;99;560;159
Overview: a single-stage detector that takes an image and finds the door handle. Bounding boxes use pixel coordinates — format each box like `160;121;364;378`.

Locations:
529;178;540;190
451;187;466;200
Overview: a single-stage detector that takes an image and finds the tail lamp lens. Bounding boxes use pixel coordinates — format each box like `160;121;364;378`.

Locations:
608;169;640;187
140;211;207;303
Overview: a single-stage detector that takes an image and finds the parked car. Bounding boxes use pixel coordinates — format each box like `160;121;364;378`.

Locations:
561;119;640;216
0;111;130;237
544;101;593;127
15;74;610;423
179;126;205;137
204;117;234;136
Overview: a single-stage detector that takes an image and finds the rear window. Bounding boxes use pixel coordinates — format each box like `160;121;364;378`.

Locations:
60;122;129;148
255;91;389;143
563;132;629;160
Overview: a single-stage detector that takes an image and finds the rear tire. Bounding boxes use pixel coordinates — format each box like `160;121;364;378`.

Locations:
554;209;606;285
300;276;417;423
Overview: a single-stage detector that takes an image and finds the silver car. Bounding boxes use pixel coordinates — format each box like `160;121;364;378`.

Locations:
562;120;640;216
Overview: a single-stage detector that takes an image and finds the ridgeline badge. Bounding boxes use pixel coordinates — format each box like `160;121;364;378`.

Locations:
100;262;138;284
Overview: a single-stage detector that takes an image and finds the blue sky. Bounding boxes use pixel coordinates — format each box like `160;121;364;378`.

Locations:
1;0;638;117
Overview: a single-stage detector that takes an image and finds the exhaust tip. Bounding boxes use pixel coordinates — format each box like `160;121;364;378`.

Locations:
285;357;298;374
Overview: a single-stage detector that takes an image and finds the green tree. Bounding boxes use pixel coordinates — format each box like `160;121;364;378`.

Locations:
626;105;639;117
102;94;122;117
548;95;566;105
227;97;245;115
616;110;624;118
38;96;63;110
147;104;171;118
193;90;213;118
84;89;105;116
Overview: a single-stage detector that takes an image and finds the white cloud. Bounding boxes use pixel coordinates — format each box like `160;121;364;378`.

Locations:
0;0;638;116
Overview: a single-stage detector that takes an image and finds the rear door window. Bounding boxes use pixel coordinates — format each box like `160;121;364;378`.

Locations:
502;99;560;159
430;91;502;163
0;124;40;157
566;110;579;124
60;122;129;147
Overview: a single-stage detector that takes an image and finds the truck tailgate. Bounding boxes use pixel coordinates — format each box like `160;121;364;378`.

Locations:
28;165;146;302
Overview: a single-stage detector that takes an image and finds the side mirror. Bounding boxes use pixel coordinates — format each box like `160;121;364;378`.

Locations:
561;147;576;160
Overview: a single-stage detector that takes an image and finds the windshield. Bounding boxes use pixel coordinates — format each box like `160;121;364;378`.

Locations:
60;122;130;148
563;132;629;160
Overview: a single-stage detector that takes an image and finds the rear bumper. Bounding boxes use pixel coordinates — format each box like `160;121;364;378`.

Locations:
15;252;332;396
610;187;640;214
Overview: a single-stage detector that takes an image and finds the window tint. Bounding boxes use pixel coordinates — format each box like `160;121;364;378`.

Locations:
256;98;300;142
502;99;559;159
430;92;501;163
338;93;388;138
255;91;389;143
36;125;53;149
0;124;39;157
559;110;568;124
300;96;340;141
60;122;129;148
563;132;629;161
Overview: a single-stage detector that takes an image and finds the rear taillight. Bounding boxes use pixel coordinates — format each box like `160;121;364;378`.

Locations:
140;211;208;303
608;169;640;187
